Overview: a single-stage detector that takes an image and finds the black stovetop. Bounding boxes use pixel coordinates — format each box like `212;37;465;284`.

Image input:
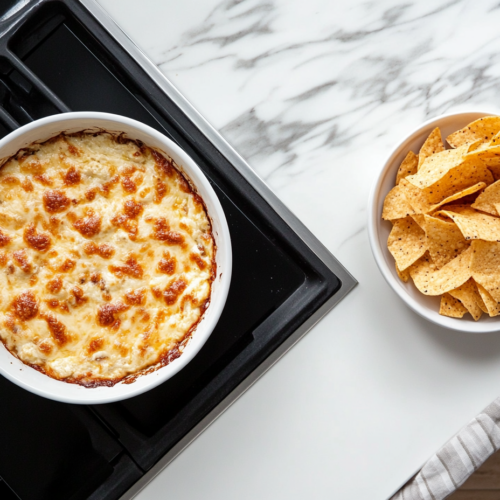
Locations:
0;1;350;499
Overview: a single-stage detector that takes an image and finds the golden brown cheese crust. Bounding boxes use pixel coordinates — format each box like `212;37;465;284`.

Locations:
0;132;215;386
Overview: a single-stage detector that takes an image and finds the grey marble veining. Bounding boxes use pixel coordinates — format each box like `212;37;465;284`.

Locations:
101;0;500;262
149;0;500;189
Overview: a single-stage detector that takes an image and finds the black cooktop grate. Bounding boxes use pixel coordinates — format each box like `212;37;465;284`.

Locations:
0;1;354;499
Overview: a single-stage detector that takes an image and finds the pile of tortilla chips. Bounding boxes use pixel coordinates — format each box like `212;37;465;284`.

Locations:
382;116;500;321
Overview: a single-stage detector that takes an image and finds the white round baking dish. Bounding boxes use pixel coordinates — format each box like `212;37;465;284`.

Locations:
0;112;232;403
368;109;500;333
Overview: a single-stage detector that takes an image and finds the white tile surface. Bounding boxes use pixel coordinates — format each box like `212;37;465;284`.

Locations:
97;1;500;498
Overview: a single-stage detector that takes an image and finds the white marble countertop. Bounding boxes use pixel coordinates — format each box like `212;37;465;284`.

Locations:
97;1;500;499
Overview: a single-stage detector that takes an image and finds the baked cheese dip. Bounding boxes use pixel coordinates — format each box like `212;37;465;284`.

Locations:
0;131;215;386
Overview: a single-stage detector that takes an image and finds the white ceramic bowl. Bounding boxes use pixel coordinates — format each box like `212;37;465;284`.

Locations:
368;110;500;333
0;112;232;403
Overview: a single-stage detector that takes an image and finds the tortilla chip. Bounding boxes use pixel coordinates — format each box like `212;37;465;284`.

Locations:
435;205;475;216
467;143;500;159
387;217;427;271
408;144;469;189
396;262;410;282
422;214;469;268
474;282;489;314
471;179;500;215
467;139;488;153
409;247;472;295
451;191;483;205
447;116;500;148
418;127;444;170
449;279;483;321
400;179;486;214
439;293;468;318
422;159;493;204
382;185;416;220
470;240;500;302
488;165;500;181
396;151;418;185
489;131;500;147
476;283;500;317
411;214;426;228
465;142;500;180
439;209;500;242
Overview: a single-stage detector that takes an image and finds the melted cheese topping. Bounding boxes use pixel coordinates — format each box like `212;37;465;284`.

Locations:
0;132;215;386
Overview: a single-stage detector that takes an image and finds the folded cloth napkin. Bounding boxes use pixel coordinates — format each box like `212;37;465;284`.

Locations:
390;397;500;500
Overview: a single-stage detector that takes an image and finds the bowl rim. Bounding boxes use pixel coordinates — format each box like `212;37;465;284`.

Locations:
367;109;500;333
0;111;232;403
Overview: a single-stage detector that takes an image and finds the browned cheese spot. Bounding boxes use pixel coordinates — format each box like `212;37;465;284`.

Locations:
97;244;114;259
163;278;187;306
100;175;119;196
33;174;53;186
72;212;101;238
97;302;128;329
45;299;69;313
124;199;143;219
67;143;80;156
87;337;104;354
121;176;136;193
58;259;76;273
111;199;143;240
151;149;174;177
1;176;20;185
109;256;144;279
21;177;34;192
42;313;68;346
13;250;32;273
83;242;115;259
0;228;11;247
124;288;146;306
157;252;176;275
43;189;70;213
46;299;58;309
46;277;63;294
19;159;44;175
140;309;150;323
63;166;81;186
153;177;167;203
0;252;6;267
181;294;197;311
24;223;51;252
11;290;38;320
90;272;101;284
178;175;191;193
153;218;185;246
120;165;137;176
38;339;53;354
190;253;206;270
85;188;97;201
70;286;87;306
48;216;60;234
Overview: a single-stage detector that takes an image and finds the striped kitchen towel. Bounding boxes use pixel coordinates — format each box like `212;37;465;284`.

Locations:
390;397;500;500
